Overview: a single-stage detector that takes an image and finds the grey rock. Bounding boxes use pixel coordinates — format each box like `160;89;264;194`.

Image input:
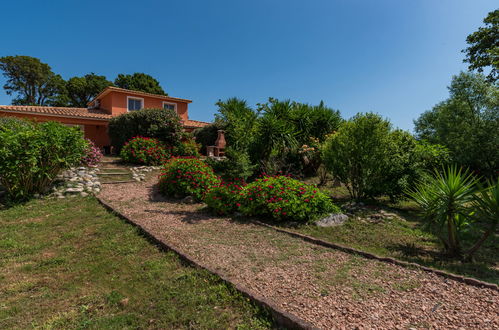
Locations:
80;192;89;197
181;196;196;204
65;187;84;193
316;213;349;227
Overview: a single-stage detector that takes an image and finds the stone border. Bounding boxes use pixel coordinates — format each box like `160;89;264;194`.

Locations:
96;197;318;330
253;221;499;291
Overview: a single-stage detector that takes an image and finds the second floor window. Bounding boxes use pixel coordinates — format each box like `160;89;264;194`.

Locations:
163;102;176;112
128;97;143;111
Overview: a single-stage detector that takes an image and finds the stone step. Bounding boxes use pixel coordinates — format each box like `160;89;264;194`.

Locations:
101;181;135;184
97;172;132;176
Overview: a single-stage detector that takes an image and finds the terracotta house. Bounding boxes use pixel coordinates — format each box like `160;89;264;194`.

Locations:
0;86;209;149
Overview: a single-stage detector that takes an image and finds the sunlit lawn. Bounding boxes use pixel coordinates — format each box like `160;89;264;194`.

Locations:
0;197;272;329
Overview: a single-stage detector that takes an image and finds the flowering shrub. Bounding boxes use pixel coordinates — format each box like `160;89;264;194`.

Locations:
205;179;246;215
81;139;103;167
239;175;339;222
158;158;220;201
120;137;171;165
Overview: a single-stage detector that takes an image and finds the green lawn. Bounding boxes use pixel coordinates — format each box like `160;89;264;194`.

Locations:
0;197;273;329
292;196;499;285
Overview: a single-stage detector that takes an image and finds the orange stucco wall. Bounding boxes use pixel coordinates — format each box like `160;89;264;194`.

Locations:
99;91;189;121
0;112;110;148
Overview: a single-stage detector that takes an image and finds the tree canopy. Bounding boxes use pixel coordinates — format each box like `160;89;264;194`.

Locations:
414;72;499;177
64;73;114;107
463;9;499;82
0;55;65;106
114;73;167;95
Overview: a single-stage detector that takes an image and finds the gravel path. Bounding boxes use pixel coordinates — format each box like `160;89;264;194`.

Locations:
99;178;498;329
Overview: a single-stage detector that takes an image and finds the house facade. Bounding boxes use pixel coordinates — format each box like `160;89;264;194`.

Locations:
0;87;209;149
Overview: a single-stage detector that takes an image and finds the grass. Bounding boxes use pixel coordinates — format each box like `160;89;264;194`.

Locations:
291;185;499;285
0;197;273;329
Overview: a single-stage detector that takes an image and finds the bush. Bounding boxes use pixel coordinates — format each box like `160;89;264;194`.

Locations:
158;158;220;201
108;108;183;151
239;175;339;223
120;136;171;165
322;113;449;201
206;147;256;181
0;120;87;201
174;139;200;158
205;179;246;215
81;138;103;167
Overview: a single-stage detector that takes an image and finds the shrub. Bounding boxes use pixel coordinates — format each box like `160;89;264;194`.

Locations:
173;139;201;158
108;108;183;151
205;179;246;215
322;113;449;201
239;175;339;223
120;136;170;165
81;138;103;167
158;158;220;201
0;120;87;201
206;147;256;181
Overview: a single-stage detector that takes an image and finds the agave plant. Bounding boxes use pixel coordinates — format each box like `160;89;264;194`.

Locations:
406;166;478;257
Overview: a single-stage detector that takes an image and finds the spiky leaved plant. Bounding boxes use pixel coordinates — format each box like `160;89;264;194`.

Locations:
407;166;478;257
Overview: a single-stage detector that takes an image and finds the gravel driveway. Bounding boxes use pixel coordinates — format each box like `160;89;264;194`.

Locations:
99;177;499;329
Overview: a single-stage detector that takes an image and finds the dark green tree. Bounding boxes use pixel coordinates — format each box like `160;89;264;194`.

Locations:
0;55;65;106
65;73;113;107
414;72;499;177
463;9;499;82
114;73;166;95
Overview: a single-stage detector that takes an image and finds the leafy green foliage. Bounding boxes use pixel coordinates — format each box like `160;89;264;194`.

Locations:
323;113;450;201
406;166;489;258
64;73;113;107
0;119;87;201
239;175;340;223
0;55;65;106
215;98;257;152
205;179;246;215
414;72;499;178
120;137;171;165
206;147;257;181
463;9;499;82
159;158;220;201
173;139;200;158
114;73;166;95
108;108;183;150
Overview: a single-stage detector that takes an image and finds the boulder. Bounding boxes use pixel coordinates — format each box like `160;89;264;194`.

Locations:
316;213;348;227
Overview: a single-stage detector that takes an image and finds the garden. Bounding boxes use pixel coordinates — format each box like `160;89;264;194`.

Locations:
0;71;497;329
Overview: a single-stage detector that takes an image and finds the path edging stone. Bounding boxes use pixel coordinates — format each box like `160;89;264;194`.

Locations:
253;221;499;291
96;197;318;330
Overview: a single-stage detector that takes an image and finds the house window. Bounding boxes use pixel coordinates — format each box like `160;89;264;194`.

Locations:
163;102;177;112
127;97;143;111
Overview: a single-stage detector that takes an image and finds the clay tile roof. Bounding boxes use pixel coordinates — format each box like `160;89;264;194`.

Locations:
0;105;112;120
183;119;211;128
89;86;193;106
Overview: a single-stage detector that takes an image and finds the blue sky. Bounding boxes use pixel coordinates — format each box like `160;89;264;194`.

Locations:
0;0;496;131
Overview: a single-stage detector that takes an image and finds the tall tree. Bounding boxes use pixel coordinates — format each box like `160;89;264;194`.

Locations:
463;9;499;82
114;73;166;95
65;73;113;107
414;72;499;177
0;55;65;106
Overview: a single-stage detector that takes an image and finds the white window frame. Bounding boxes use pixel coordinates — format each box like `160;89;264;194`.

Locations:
127;96;144;111
162;101;177;113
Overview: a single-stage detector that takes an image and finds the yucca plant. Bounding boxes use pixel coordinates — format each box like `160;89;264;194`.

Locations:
406;166;478;257
465;178;499;259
